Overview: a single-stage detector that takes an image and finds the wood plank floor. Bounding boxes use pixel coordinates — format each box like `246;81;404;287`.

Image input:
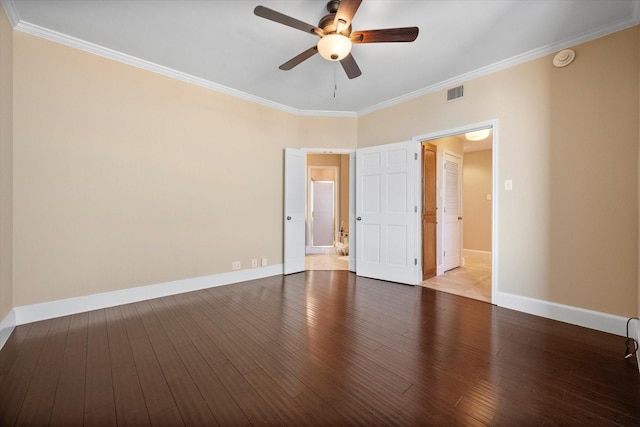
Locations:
1;271;639;426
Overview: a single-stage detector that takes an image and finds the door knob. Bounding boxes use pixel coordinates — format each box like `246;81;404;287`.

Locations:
357;217;362;221
286;216;292;220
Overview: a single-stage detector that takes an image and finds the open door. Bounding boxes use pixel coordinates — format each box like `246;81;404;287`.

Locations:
442;152;462;271
284;148;306;274
355;141;420;285
348;152;356;272
422;143;437;279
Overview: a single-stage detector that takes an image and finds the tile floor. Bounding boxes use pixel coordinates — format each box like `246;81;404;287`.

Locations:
421;256;492;303
305;254;349;271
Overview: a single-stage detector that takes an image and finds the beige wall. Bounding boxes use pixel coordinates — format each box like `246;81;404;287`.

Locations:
2;19;639;322
359;26;639;317
0;7;13;321
463;150;492;252
11;32;357;306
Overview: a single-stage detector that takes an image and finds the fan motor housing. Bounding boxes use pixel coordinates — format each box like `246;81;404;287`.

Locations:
319;13;351;36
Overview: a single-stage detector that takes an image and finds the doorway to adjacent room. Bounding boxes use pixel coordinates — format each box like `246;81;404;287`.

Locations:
420;127;494;303
305;154;350;271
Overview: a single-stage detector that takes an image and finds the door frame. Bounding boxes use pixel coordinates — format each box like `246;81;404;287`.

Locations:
413;119;498;303
307;166;340;254
302;148;356;271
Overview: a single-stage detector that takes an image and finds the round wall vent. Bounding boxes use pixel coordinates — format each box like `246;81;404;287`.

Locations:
553;49;575;68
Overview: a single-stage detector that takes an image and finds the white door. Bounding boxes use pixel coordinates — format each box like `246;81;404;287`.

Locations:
356;141;419;285
284;148;306;274
442;152;462;271
348;152;356;272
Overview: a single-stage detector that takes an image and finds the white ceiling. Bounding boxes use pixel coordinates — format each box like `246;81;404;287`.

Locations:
3;0;639;116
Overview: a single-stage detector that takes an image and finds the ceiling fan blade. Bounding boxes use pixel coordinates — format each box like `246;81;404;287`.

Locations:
279;46;319;70
340;53;362;79
351;27;419;43
333;0;362;32
254;6;323;36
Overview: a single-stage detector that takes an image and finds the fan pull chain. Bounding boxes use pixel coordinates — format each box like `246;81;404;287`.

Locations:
333;62;338;98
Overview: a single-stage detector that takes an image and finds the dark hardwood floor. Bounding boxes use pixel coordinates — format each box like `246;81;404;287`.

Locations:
1;271;639;426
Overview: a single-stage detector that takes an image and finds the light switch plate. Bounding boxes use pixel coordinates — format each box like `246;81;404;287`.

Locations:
504;180;513;191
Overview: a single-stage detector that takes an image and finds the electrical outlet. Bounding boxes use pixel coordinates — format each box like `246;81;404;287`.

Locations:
261;258;268;267
251;258;258;268
232;261;241;270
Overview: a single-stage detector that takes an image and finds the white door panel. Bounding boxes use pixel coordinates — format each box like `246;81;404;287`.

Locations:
356;141;419;285
443;152;462;271
284;148;306;274
348;152;356;272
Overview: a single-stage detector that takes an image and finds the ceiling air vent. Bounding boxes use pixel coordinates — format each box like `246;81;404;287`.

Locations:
446;85;464;102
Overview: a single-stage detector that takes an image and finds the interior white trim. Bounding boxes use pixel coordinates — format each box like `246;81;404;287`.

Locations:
2;266;634;352
3;0;638;119
8;265;282;335
414;119;498;304
497;291;629;337
356;13;640;117
635;321;640;372
0;0;19;26
7;20;356;119
0;309;16;350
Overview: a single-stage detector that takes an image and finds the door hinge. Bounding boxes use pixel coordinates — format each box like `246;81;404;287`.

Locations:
414;153;418;160
414;205;418;213
414;258;418;266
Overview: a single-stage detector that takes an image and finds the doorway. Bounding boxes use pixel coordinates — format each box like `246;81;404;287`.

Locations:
420;127;494;303
305;154;350;271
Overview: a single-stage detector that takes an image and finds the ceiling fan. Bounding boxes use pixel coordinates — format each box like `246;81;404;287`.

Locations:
254;0;419;79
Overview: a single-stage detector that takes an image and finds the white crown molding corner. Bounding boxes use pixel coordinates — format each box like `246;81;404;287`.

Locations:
0;0;20;27
357;14;640;117
0;309;16;351
10;20;356;119
12;264;283;327
496;291;629;337
5;1;638;119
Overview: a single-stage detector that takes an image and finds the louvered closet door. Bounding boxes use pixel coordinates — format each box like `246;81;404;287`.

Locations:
442;152;462;271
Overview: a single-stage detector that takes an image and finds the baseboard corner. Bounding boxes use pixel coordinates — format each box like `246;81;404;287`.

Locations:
496;291;628;337
0;309;17;351
12;264;284;328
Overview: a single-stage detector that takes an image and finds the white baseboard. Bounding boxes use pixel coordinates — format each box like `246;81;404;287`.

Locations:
462;249;492;261
0;309;16;350
630;318;640;372
2;264;282;347
636;321;640;372
496;291;629;337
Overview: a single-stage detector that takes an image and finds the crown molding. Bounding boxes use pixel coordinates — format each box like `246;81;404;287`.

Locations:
3;0;639;119
0;0;19;26
0;0;353;117
357;8;640;117
13;20;355;117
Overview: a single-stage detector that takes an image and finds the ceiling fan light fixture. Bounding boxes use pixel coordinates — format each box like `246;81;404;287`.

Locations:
317;33;352;61
465;129;491;141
